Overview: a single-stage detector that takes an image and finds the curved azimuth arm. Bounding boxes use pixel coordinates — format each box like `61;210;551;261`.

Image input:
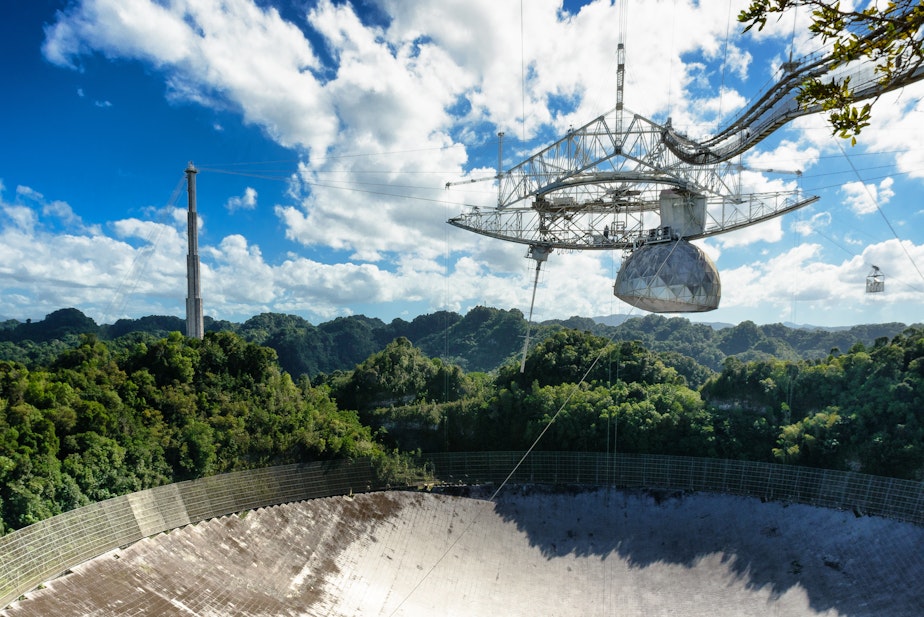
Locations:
739;0;924;143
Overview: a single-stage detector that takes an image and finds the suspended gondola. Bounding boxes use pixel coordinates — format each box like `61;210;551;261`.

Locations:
866;265;885;293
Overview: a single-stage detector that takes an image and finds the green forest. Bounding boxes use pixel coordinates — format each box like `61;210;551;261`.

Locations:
1;307;922;535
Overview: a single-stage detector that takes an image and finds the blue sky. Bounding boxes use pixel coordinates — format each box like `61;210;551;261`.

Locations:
1;0;922;328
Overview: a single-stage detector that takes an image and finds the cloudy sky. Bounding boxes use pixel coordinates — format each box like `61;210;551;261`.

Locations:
1;0;922;329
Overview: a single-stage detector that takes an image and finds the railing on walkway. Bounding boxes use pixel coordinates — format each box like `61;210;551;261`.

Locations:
1;452;922;610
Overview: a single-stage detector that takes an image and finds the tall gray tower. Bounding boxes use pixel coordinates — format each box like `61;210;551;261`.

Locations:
185;162;204;339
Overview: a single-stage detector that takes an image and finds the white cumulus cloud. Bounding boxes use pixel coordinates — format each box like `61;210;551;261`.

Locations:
842;177;895;215
225;187;257;212
18;0;924;327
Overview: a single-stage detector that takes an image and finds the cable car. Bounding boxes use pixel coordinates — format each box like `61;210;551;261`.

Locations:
866;265;885;293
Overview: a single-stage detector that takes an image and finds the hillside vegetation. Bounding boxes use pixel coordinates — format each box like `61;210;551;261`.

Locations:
1;307;922;535
324;328;924;482
0;307;911;377
0;332;384;534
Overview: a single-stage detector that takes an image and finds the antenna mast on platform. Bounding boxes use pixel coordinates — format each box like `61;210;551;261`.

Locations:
185;162;204;339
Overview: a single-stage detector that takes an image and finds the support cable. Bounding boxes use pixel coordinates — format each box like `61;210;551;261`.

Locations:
836;140;924;287
719;0;732;118
388;230;684;616
387;255;659;616
520;0;527;144
666;0;677;116
519;260;542;373
100;174;186;323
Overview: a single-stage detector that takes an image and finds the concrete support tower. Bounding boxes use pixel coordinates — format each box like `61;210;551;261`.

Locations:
185;162;204;339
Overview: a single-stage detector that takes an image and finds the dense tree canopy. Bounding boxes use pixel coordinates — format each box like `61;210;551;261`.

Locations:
319;326;924;480
2;308;922;536
0;332;385;534
702;327;924;478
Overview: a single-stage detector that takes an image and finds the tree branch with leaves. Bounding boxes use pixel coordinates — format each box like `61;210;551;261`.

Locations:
739;0;924;143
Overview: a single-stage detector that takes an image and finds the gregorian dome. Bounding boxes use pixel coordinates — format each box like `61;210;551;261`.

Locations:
614;238;720;313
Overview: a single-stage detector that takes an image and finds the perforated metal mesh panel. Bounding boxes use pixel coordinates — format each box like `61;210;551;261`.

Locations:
1;453;921;609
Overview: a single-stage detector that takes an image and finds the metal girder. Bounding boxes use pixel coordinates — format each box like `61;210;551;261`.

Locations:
448;29;924;254
452;35;924;239
495;110;741;209
448;191;818;251
451;107;816;251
